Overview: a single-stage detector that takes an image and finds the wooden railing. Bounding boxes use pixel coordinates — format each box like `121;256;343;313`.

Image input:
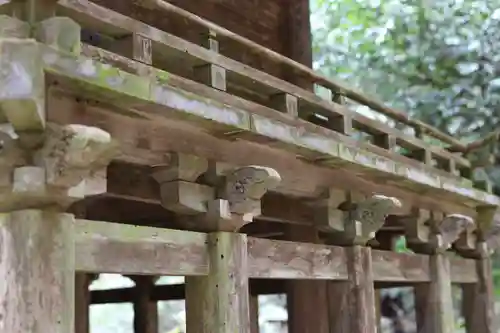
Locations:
51;0;485;188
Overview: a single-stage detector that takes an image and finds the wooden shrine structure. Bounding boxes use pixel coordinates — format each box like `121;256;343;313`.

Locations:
0;0;499;332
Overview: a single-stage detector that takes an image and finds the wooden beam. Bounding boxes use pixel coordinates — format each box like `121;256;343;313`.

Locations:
74;219;209;275
90;280;283;304
0;210;75;332
247;236;348;279
74;220;476;283
185;232;250;333
47;88;484;214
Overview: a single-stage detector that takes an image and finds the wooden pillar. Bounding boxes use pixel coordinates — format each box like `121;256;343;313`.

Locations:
130;276;159;333
250;294;260;333
75;273;92;333
186;232;250;333
462;244;496;333
286;225;329;333
281;0;313;89
414;254;455;333
327;246;377;333
0;210;75;332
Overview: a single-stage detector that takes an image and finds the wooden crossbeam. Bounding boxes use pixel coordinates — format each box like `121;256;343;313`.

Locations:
74;219;478;283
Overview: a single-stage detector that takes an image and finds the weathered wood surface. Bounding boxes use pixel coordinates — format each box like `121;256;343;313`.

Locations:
130;276;158;333
75;273;91;333
40;47;499;209
462;246;496;333
345;246;378;333
105;0;470;150
247;236;348;279
57;0;473;175
250;294;260;333
73;220;476;283
185;232;250;333
414;254;455;333
0;210;75;333
284;226;329;333
371;250;430;282
74;219;209;275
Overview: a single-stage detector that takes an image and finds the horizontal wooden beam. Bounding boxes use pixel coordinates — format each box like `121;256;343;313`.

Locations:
38;36;497;207
90;280;282;304
45;71;484;215
74;219;209;276
75;220;477;283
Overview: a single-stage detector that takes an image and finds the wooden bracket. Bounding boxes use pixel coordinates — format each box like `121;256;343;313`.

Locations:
403;207;431;250
321;192;401;246
0;124;117;211
433;214;474;252
152;152;212;214
35;16;81;55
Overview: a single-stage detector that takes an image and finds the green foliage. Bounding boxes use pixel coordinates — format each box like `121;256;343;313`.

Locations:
311;0;500;139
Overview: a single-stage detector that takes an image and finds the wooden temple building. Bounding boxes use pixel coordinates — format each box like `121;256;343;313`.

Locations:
0;0;499;332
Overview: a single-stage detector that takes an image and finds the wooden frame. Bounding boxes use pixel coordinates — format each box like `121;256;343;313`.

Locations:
0;1;497;333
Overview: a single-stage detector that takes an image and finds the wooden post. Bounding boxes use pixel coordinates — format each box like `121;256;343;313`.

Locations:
414;254;455;333
130;276;159;333
185;232;250;333
462;243;496;333
286;225;330;333
75;273;92;333
0;210;75;332
250;294;260;333
282;0;313;89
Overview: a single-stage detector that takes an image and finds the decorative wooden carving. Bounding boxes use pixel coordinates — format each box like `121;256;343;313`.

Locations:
320;192;401;245
434;213;474;251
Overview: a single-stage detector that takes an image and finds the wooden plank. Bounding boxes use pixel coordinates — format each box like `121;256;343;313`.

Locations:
43;50;497;209
371;250;430;282
56;0;470;170
247;237;347;279
185;232;250;333
0;210;75;332
414;254;455;333
131;0;468;150
89;280;284;304
74;219;209;275
449;256;478;283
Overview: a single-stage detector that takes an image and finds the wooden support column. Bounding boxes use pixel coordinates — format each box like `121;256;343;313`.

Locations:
0;12;115;333
186;232;250;333
0;210;75;332
286;225;329;333
75;273;93;333
462;247;495;333
167;162;281;333
322;192;401;333
130;276;159;333
414;254;455;333
409;213;474;333
461;205;499;333
250;294;260;333
282;0;313;89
